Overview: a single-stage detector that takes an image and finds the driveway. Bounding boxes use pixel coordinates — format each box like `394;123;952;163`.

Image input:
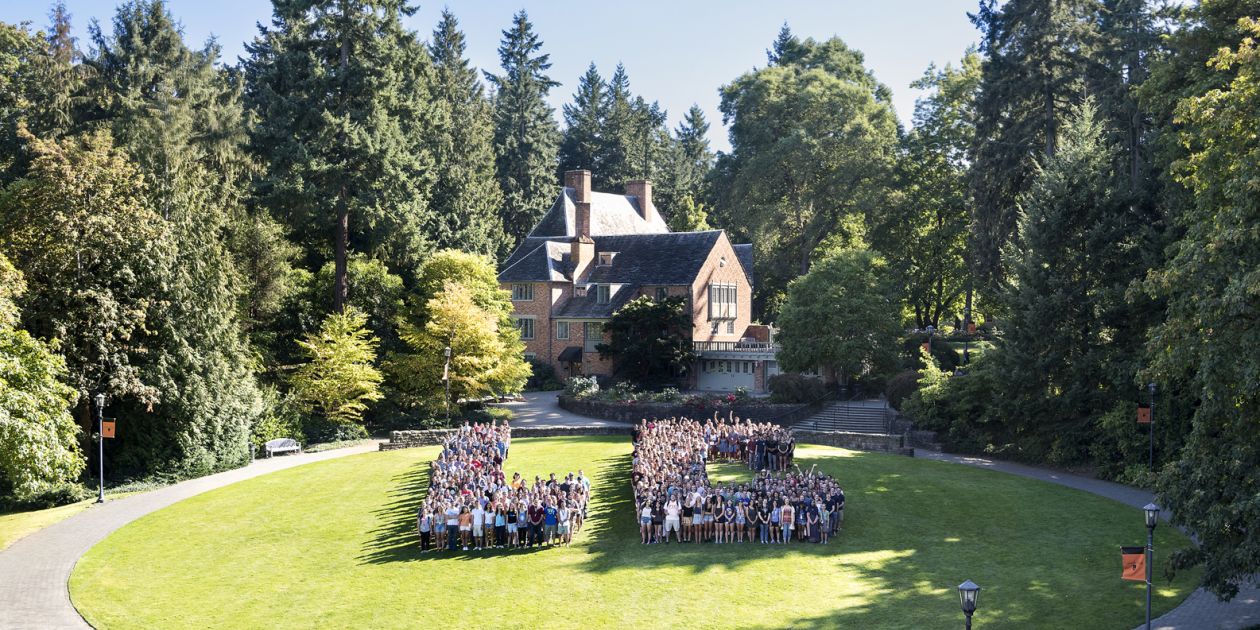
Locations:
495;390;632;429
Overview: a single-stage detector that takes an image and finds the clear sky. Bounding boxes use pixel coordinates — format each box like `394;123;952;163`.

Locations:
1;0;983;153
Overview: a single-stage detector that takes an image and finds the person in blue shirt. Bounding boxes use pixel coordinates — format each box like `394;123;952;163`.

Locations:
543;501;559;545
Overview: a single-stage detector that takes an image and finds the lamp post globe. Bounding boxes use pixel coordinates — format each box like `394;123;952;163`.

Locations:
958;579;980;629
1144;503;1160;530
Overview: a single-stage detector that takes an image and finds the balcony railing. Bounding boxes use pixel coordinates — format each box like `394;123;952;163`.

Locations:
693;341;778;353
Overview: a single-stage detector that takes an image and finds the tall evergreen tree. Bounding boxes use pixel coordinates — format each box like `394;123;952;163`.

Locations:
484;10;559;251
427;9;503;256
968;0;1102;296
81;0;266;475
246;0;438;308
558;62;608;177
656;104;713;221
990;100;1149;465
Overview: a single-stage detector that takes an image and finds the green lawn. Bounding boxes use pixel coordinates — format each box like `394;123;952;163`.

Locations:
70;436;1199;629
0;501;92;551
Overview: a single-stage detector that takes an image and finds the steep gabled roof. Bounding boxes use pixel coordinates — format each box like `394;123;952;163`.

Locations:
498;231;725;287
528;187;669;238
733;243;755;288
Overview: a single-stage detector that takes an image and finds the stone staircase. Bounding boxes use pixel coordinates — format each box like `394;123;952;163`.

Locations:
793;399;893;434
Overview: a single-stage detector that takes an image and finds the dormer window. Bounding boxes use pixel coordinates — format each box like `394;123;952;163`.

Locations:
597;284;611;304
598;252;616;266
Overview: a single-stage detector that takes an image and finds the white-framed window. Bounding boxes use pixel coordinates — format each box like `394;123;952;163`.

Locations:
556;321;569;340
512;283;533;301
711;321;719;334
726;320;735;334
597;284;611;305
708;282;737;320
598;252;616;266
514;316;535;340
584;322;602;352
524;352;536;361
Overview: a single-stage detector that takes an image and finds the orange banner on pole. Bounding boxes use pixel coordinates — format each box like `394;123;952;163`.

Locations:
102;420;116;439
966;322;977;334
1122;546;1146;581
1137;405;1151;425
921;342;931;355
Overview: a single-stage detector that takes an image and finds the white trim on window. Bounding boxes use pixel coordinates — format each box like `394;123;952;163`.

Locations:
513;316;535;340
511;283;534;301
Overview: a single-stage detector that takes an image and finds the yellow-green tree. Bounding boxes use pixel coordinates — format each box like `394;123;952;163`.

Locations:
392;281;529;421
290;308;383;425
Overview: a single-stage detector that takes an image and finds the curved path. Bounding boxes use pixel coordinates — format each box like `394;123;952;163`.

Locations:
0;441;380;630
0;391;1252;629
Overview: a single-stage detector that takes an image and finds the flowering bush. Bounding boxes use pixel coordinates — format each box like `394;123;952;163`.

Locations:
565;375;600;399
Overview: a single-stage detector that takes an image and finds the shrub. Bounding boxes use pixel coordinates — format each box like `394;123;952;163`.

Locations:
768;373;827;404
302;415;369;444
251;388;305;450
902;334;961;372
524;358;563;391
651;387;683;403
3;481;93;511
885;370;920;410
564;375;600;399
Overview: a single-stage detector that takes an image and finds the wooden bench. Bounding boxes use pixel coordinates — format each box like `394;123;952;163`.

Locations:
264;438;301;458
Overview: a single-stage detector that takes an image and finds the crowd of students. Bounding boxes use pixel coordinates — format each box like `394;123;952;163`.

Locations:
631;416;845;545
415;422;590;552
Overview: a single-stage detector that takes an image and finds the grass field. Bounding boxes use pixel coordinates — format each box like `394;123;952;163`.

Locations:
0;501;91;552
70;436;1199;629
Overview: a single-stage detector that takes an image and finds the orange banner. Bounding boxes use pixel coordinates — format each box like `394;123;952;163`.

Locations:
1137;405;1151;425
102;420;116;438
1122;547;1146;581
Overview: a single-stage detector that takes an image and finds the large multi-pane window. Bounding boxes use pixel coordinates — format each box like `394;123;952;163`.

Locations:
584;322;602;352
512;283;533;301
708;282;737;320
596;284;611;304
556;321;570;340
514;317;535;340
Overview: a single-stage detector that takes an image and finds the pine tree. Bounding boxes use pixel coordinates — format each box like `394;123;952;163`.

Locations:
991;100;1145;465
246;0;438;308
82;1;267;476
427;9;503;257
968;0;1102;296
656;104;713;218
484;10;560;252
558;62;608;177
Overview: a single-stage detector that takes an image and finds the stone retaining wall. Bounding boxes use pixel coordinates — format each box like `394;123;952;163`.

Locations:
379;426;632;451
791;430;914;456
557;395;813;425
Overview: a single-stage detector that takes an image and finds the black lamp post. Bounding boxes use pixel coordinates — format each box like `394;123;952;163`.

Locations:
958;579;980;629
94;393;106;504
443;345;452;426
1143;503;1160;630
1147;382;1156;472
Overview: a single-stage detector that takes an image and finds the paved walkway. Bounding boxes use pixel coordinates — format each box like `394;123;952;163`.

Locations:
0;441;380;630
492;390;632;429
917;450;1259;630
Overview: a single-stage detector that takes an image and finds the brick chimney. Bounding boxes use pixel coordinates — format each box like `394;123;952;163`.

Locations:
625;179;655;224
570;234;595;284
565;170;592;237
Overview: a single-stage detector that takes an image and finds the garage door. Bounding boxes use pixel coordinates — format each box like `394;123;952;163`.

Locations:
697;358;756;391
